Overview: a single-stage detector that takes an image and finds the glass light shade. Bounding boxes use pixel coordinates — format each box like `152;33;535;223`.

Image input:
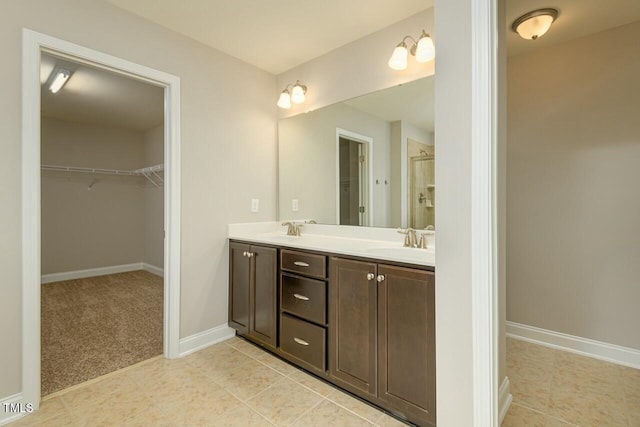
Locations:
388;44;408;71
291;84;306;104
277;91;291;109
515;14;555;40
415;35;435;62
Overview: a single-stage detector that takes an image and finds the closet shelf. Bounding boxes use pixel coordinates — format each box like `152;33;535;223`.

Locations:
41;164;164;188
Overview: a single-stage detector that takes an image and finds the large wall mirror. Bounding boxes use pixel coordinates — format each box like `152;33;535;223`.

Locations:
278;76;434;229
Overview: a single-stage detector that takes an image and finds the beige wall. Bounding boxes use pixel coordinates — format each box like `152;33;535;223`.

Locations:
41;118;146;274
507;21;640;349
278;103;391;226
1;0;276;398
143;125;164;269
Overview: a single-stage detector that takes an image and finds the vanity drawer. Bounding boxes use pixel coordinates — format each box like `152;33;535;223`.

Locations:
280;313;326;373
281;273;326;325
281;250;327;279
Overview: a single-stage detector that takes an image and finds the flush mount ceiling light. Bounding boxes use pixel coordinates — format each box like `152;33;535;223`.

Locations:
388;30;435;71
512;8;559;40
48;68;72;93
277;80;307;109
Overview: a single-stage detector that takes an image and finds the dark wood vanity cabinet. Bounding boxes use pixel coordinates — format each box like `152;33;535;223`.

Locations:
329;257;436;427
228;241;435;426
279;249;328;375
377;264;436;426
228;241;277;350
329;258;378;397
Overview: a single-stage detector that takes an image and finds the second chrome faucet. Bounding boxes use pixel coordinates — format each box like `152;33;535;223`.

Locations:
398;228;429;249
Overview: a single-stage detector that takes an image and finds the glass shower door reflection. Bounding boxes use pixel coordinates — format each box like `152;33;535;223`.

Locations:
409;156;435;229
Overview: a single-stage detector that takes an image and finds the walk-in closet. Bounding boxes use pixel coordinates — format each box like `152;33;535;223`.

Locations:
40;52;165;396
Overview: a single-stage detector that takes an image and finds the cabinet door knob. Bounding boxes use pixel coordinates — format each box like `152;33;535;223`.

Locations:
376;274;385;282
293;293;310;301
242;251;248;257
366;273;375;281
247;252;254;258
293;337;309;346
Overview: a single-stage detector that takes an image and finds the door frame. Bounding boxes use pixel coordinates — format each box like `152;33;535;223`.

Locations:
335;128;374;226
21;29;182;409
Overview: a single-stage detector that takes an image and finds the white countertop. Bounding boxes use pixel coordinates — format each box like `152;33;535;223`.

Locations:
228;222;435;268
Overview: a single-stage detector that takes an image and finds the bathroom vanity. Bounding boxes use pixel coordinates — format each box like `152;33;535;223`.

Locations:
228;223;436;427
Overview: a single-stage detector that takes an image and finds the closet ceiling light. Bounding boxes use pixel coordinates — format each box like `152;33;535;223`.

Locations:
49;68;72;94
512;8;559;40
388;29;435;71
277;80;307;109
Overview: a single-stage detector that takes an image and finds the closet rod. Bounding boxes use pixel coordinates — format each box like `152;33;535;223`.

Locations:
41;164;165;187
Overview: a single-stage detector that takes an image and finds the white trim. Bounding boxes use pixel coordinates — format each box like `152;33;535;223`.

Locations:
40;263;144;284
335;128;374;226
178;324;236;357
40;263;165;283
470;0;499;425
0;393;28;426
506;321;640;369
498;376;512;425
21;29;182;411
142;263;164;277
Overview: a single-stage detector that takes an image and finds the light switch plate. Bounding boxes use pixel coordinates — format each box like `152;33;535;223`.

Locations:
292;199;299;212
251;198;259;213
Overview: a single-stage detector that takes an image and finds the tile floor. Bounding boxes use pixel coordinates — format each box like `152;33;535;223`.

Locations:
10;336;406;426
503;337;640;427
11;335;639;426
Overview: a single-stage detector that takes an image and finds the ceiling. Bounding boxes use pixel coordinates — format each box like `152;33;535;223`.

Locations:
506;0;640;57
105;0;433;74
41;53;164;132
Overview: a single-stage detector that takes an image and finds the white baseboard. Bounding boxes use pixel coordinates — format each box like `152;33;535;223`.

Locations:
506;321;640;369
41;262;164;284
178;324;236;357
142;263;164;277
0;393;29;426
498;376;512;425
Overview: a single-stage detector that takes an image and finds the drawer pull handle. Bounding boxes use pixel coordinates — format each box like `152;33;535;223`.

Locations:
293;337;309;346
293;293;310;301
293;261;310;267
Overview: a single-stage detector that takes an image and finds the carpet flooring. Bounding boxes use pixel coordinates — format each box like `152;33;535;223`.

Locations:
41;270;163;396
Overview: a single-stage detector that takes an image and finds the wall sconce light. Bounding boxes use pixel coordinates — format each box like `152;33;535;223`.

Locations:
512;8;558;40
48;68;72;93
388;30;435;71
277;80;307;109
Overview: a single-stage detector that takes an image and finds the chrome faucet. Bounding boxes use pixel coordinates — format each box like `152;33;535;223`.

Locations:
397;228;418;247
282;221;303;236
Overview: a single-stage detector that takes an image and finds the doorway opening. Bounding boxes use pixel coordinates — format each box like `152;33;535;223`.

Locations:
39;51;165;396
22;29;181;409
336;128;373;226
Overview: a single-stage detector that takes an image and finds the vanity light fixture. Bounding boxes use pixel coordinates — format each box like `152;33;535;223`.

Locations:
48;68;72;94
277;80;307;109
388;30;435;71
512;8;558;40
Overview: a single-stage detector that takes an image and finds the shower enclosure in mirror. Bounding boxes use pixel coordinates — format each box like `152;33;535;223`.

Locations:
278;76;434;229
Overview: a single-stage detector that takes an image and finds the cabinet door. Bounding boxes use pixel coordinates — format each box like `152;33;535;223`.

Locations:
229;242;250;334
249;245;278;349
329;257;377;397
377;264;435;426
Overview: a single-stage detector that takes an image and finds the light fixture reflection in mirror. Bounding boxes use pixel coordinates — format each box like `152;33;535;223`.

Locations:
278;76;435;229
388;30;435;70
